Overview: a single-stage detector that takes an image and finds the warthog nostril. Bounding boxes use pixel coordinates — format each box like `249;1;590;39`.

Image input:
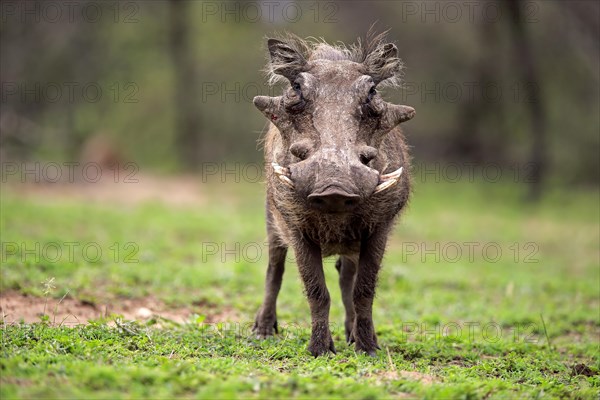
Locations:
308;188;360;213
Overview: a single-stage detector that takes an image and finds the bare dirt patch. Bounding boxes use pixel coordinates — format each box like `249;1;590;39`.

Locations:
374;370;440;385
0;291;239;326
4;173;207;207
371;348;441;386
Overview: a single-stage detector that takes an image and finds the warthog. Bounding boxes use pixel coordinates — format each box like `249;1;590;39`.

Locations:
252;32;415;356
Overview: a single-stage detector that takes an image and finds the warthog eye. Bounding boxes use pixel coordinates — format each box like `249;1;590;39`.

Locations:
362;86;381;118
285;81;306;114
366;86;377;104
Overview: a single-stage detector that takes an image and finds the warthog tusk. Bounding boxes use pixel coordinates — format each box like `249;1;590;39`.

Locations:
278;175;294;188
380;166;403;180
271;162;289;176
374;166;403;194
272;162;294;188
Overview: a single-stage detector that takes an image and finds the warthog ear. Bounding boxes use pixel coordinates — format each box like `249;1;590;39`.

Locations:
364;42;403;86
267;38;307;83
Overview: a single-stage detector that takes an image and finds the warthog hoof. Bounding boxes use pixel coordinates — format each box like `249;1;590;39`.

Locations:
308;337;336;357
252;309;278;339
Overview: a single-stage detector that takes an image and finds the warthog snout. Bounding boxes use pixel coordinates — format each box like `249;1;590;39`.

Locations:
307;187;360;213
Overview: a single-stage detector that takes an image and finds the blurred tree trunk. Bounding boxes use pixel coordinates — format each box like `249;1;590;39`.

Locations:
450;15;501;164
504;0;547;201
169;0;201;169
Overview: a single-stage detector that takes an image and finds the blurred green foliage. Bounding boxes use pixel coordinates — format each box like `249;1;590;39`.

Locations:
1;1;598;186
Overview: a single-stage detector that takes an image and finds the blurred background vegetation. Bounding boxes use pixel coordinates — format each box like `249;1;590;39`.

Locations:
1;0;598;197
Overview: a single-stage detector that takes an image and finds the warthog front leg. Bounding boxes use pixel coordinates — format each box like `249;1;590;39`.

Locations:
253;210;287;338
350;229;388;356
296;239;335;357
335;256;357;343
253;245;286;337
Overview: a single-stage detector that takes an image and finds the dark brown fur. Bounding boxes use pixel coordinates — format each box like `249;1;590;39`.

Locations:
252;32;414;357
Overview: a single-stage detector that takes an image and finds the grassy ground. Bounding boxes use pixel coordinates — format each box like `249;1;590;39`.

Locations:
1;176;599;399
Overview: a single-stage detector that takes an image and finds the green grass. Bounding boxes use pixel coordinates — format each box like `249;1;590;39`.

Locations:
1;177;599;399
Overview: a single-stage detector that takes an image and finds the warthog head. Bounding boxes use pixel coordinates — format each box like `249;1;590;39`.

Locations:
254;33;415;213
